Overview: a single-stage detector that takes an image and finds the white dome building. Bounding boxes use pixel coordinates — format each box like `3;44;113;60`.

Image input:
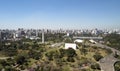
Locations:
74;39;83;43
89;39;97;44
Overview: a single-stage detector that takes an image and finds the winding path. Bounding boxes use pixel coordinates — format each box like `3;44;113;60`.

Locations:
87;43;120;71
99;54;120;71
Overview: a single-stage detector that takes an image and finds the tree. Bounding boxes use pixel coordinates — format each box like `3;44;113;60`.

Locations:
64;38;72;43
93;54;103;61
0;60;8;67
114;51;119;58
66;48;77;57
80;48;88;55
28;50;42;60
5;66;16;71
0;64;3;70
106;48;112;54
81;69;87;71
6;58;15;66
91;63;101;70
59;48;66;58
67;57;75;62
5;48;18;57
78;57;90;67
15;55;27;65
114;61;120;71
45;51;55;61
104;33;120;51
62;65;71;71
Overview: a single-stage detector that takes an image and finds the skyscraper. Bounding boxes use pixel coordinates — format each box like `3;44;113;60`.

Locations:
0;31;1;40
36;30;38;37
42;30;44;43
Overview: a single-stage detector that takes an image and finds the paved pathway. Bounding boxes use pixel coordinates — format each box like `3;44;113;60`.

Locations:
0;57;10;59
86;43;120;71
99;54;120;71
95;43;120;55
51;42;64;47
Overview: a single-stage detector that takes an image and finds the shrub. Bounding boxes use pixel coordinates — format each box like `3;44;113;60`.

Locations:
91;63;101;70
93;54;103;61
67;57;75;62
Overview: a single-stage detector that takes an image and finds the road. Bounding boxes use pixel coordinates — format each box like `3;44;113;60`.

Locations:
86;43;120;71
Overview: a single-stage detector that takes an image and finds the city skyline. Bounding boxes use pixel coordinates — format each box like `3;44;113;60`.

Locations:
0;0;120;30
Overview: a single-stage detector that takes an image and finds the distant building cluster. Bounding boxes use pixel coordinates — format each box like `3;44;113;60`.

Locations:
0;28;120;41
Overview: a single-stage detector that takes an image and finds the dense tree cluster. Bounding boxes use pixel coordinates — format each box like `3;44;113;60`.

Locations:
91;63;101;70
0;34;112;71
93;53;103;61
104;33;120;50
44;33;65;42
114;61;120;71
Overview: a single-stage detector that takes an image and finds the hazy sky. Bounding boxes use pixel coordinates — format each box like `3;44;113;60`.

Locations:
0;0;120;29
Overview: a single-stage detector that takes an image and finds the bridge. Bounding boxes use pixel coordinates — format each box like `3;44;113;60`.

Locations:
73;36;103;40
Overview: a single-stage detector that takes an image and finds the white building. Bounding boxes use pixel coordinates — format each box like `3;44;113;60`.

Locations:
67;33;70;36
74;39;83;43
89;39;97;44
65;43;76;50
29;36;40;40
42;31;44;43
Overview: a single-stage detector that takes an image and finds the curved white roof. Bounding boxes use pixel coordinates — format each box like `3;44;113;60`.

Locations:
74;39;83;43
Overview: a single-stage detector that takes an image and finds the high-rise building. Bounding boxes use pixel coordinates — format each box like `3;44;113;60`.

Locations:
0;31;1;40
13;33;16;39
36;30;38;37
42;30;44;43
